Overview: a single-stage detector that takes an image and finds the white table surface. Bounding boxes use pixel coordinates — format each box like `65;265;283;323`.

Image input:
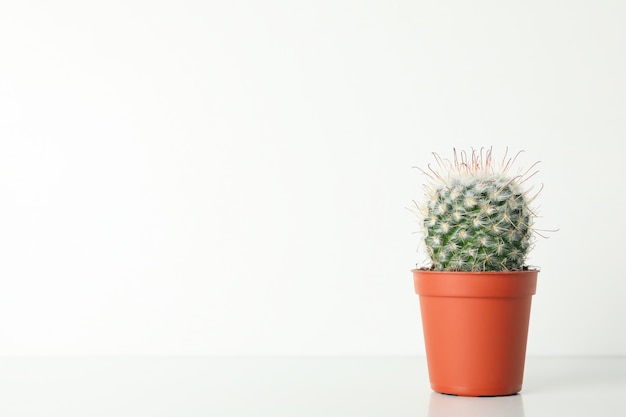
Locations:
0;356;623;416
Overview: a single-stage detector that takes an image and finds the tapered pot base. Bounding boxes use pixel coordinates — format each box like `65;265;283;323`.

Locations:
432;384;521;397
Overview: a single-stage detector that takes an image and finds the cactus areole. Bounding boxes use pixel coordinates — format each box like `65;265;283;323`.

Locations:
416;148;540;272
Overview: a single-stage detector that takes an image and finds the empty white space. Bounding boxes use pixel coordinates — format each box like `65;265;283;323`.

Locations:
1;0;624;355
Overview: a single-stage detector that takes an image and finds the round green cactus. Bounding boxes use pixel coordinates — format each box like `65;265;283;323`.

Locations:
416;149;539;271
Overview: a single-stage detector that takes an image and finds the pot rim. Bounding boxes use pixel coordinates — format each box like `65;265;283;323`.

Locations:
411;267;540;274
412;269;538;297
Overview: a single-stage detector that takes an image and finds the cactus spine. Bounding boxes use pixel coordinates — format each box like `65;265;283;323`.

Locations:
417;149;538;272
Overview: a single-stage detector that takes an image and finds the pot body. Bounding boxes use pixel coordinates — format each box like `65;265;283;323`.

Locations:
413;269;537;396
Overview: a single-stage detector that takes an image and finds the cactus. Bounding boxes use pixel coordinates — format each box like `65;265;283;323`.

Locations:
416;148;540;272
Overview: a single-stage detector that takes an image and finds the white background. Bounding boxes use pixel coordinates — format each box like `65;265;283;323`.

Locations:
1;0;624;356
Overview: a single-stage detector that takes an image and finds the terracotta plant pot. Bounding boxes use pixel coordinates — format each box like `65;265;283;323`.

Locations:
413;269;538;397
